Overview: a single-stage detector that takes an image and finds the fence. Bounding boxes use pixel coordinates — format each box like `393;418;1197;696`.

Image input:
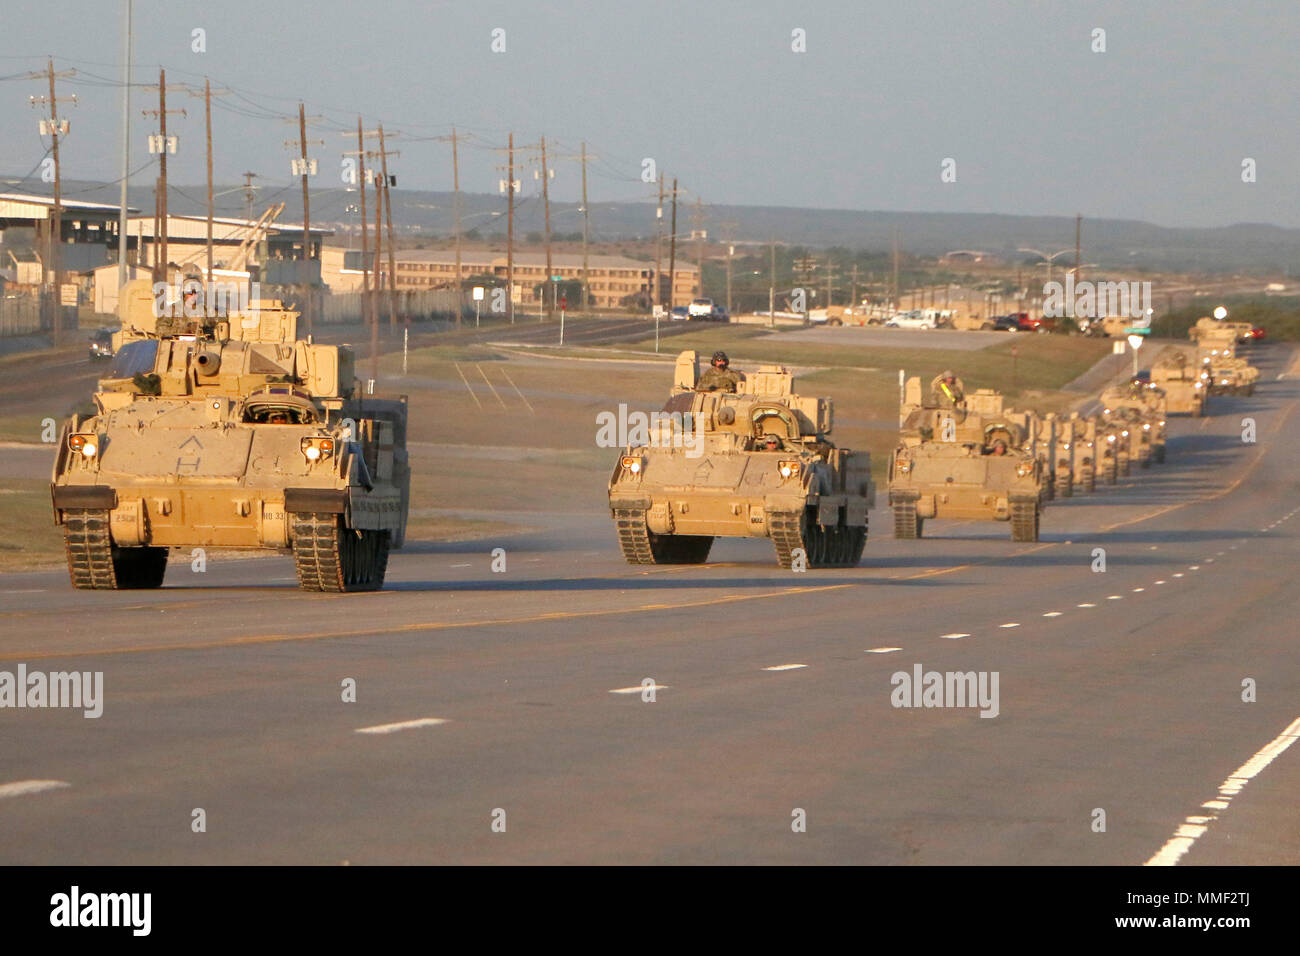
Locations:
314;289;463;326
0;292;51;337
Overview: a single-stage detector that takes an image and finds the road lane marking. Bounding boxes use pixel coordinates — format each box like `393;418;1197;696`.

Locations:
865;647;901;654
0;590;47;595
1077;603;1096;608
0;582;858;662
1043;612;1063;617
1132;588;1145;593
1155;580;1166;585
1107;595;1123;600
1188;565;1200;571
610;684;668;694
449;563;471;569
763;664;807;671
1172;573;1184;578
355;718;447;735
940;633;970;640
999;622;1020;629
1146;715;1300;867
0;780;70;800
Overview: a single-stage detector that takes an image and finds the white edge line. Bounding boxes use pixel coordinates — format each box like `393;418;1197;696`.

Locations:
355;718;448;734
763;664;808;671
865;647;902;653
609;685;668;694
1145;716;1300;866
0;780;71;799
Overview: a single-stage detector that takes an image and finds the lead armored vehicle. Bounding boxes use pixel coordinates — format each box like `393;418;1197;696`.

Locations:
51;279;409;591
888;377;1044;542
1151;351;1208;417
608;351;874;568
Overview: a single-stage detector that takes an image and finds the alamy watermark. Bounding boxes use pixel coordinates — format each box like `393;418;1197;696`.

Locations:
1042;274;1152;320
890;663;999;718
0;664;103;718
152;279;260;319
596;403;704;458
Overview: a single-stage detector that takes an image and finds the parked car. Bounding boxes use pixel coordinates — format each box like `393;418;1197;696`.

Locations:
88;328;116;360
670;306;690;321
884;310;936;330
991;315;1021;332
1017;313;1057;333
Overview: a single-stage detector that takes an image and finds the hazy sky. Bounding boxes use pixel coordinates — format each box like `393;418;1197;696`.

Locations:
1;0;1296;228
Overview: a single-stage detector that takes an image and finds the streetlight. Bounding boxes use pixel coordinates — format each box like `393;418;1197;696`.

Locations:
1018;247;1073;288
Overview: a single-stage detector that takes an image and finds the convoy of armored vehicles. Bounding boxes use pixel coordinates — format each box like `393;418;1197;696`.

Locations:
48;298;1263;585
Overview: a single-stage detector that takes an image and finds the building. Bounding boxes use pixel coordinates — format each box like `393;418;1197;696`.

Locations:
124;214;332;282
0;192;138;289
320;246;700;308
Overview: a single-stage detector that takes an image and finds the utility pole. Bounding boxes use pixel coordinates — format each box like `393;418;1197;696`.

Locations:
769;239;776;321
353;117;374;379
580;141;590;314
1075;213;1082;284
116;0;132;291
445;127;463;324
187;79;229;284
294;103;322;332
30;59;76;343
691;197;705;300
142;69;186;286
372;163;383;332
240;171;258;221
667;178;678;310
506;133;515;323
540;135;553;319
653;174;664;308
891;232;900;309
378;124;398;328
824;256;836;308
851;263;859;307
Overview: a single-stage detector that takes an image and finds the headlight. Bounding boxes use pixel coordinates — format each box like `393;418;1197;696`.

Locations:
1016;462;1033;477
1194;381;1203;389
68;433;98;458
778;459;801;479
1159;420;1165;426
620;455;643;474
1062;442;1071;450
1107;434;1117;442
896;459;911;474
1143;423;1151;431
1122;430;1129;437
1103;408;1111;414
301;437;335;462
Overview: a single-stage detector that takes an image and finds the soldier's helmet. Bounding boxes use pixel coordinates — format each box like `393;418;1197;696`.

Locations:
712;351;729;369
942;369;956;382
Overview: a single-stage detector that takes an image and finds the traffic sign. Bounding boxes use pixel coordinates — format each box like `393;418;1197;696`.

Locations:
1124;327;1151;335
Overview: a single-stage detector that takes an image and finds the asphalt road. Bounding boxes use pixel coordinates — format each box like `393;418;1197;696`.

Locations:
0;345;1297;864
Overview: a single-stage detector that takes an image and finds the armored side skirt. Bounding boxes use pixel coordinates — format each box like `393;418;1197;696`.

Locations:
610;491;867;538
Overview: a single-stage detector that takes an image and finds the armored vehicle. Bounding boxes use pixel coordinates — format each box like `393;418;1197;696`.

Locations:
1189;316;1253;347
889;376;1044;542
607;351;874;568
1101;382;1167;466
1151;351;1208;416
1047;413;1078;498
1199;347;1258;397
1066;414;1098;493
1094;416;1127;483
51;279;409;591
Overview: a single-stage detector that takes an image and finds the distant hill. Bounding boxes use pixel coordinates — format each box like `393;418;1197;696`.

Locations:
9;177;1300;276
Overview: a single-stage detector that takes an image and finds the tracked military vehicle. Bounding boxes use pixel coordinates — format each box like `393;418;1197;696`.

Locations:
607;351;874;568
1066;414;1098;493
889;377;1044;542
51;279;409;591
1152;351;1208;417
1101;382;1167;466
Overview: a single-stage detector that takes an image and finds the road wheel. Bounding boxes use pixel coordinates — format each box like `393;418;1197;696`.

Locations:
1056;474;1073;498
1155;444;1166;464
1010;498;1040;542
893;500;921;539
1104;459;1117;485
1119;456;1131;477
293;513;389;591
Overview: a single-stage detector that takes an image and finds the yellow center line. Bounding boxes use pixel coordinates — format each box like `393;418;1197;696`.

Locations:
0;582;857;662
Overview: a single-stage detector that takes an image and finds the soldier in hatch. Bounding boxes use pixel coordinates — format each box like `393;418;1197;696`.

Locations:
929;370;966;408
697;351;744;393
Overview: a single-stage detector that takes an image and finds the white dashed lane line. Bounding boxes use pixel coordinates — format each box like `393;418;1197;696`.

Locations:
609;684;669;694
1107;595;1123;600
355;718;448;734
0;780;71;799
999;623;1020;629
1043;612;1063;618
1146;715;1300;867
1078;603;1096;608
940;633;970;640
762;664;808;672
1132;588;1145;593
865;647;902;654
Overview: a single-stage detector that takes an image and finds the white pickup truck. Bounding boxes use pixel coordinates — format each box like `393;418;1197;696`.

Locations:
688;298;715;318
